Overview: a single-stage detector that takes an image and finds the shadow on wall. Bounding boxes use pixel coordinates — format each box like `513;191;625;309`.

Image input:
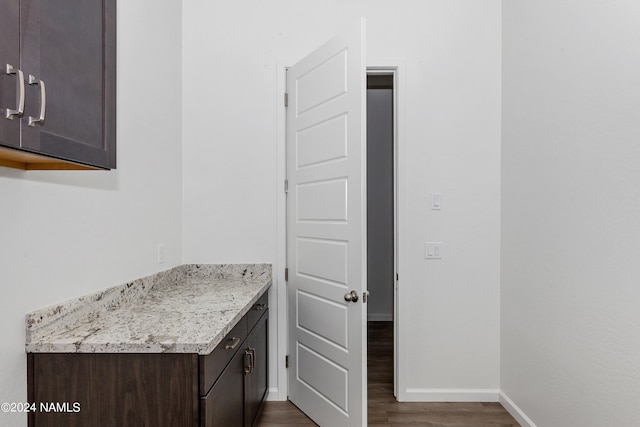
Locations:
0;166;120;191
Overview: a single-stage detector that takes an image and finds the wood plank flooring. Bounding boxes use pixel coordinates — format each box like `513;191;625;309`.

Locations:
257;322;520;426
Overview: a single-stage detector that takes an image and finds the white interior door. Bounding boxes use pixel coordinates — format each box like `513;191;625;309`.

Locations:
286;19;367;427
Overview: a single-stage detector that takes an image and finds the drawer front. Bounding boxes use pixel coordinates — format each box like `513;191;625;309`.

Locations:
199;317;247;396
247;292;268;333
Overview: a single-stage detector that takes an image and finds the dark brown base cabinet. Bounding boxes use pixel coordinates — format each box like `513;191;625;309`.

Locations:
27;294;269;427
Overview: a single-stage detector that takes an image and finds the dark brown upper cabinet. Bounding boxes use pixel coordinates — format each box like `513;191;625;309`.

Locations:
0;0;116;170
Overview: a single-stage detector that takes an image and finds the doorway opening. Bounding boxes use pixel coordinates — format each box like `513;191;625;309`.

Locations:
366;71;397;404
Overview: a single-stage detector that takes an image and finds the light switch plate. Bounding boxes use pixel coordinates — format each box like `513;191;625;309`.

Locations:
425;242;441;259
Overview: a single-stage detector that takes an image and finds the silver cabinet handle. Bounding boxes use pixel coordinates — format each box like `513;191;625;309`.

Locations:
28;75;46;127
249;347;256;374
244;349;251;374
5;64;24;120
344;290;359;303
224;336;241;350
244;348;256;374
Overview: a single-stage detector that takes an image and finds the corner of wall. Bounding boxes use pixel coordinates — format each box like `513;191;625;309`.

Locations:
499;391;537;427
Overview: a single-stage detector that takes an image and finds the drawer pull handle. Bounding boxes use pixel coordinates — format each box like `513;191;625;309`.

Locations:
28;75;46;127
254;303;266;311
244;347;256;374
5;64;24;120
225;336;241;350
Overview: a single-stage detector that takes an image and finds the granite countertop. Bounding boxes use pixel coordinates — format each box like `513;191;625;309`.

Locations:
25;264;271;355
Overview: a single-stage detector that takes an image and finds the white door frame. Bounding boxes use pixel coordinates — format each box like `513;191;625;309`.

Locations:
275;59;407;402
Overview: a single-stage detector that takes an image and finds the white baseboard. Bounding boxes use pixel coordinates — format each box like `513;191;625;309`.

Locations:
367;313;393;321
269;386;535;426
499;391;537;427
401;388;500;402
266;387;284;401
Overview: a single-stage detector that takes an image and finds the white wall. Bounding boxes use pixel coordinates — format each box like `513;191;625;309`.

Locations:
0;0;183;425
501;1;640;425
367;88;394;322
182;0;502;400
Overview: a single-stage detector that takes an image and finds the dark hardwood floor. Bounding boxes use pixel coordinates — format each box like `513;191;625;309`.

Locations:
258;322;520;426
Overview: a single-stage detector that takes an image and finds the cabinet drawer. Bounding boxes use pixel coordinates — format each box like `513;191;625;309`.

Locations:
199;317;247;396
247;292;268;333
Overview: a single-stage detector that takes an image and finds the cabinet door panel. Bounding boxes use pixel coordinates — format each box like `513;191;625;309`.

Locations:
0;0;21;148
245;311;268;427
201;347;245;427
20;0;116;169
29;353;199;427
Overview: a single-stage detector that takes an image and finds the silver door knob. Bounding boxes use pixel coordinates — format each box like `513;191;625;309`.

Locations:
344;290;359;303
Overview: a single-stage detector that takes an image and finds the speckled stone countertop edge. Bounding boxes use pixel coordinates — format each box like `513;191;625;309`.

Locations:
25;264;272;355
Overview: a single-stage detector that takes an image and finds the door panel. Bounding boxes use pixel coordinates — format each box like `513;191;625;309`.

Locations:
296;113;348;168
297;179;348;222
287;19;367;427
297;290;348;348
0;0;21;148
296;50;348;115
297;343;348;411
19;0;115;168
297;237;348;284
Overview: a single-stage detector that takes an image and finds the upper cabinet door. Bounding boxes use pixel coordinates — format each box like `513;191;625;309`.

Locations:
0;0;21;148
20;0;116;169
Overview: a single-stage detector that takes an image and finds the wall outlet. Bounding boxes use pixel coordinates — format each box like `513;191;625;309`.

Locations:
425;242;441;259
157;243;165;264
431;193;442;210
